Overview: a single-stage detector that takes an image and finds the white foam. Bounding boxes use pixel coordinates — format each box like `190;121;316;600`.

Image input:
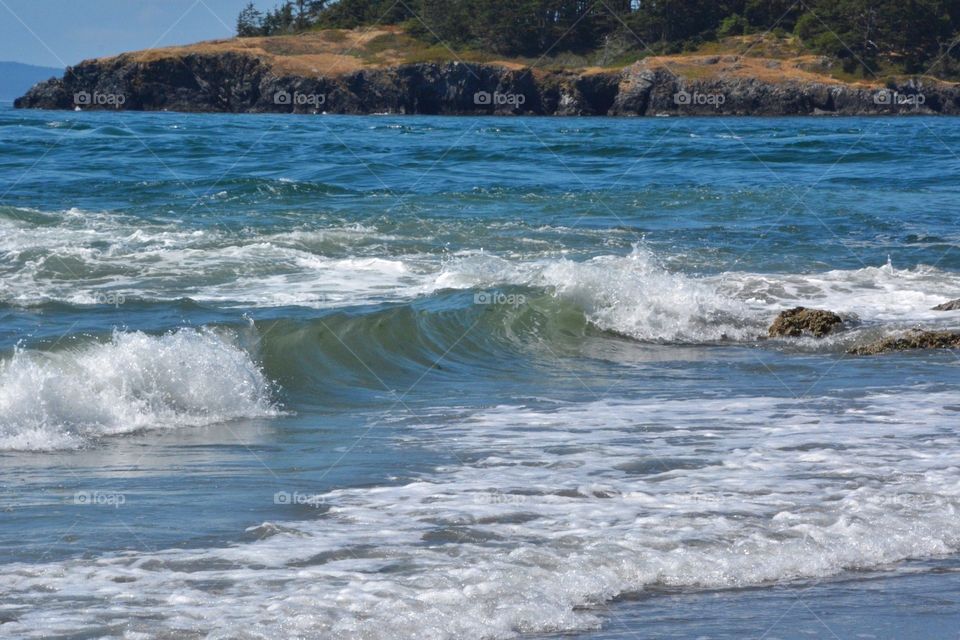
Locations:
717;259;960;324
0;329;278;451
4;208;960;340
0;208;429;309
435;247;761;341
3;389;959;638
537;250;754;341
437;248;960;342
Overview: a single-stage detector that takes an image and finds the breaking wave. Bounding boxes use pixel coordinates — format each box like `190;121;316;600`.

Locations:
0;328;278;451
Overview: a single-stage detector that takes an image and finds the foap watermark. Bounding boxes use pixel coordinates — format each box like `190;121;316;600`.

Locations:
474;491;527;506
474;91;527;108
91;291;126;307
674;90;726;108
874;89;925;107
474;291;526;307
274;491;326;508
74;490;126;508
881;493;944;508
274;90;326;108
74;91;126;108
683;490;738;505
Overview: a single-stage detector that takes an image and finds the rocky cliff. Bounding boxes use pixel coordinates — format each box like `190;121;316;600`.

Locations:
15;47;960;116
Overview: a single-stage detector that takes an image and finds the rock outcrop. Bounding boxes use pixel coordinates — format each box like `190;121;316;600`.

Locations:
933;299;960;311
849;330;960;355
15;52;960;116
769;307;844;338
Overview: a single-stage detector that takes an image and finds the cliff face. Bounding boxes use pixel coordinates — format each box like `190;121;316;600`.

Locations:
14;51;960;116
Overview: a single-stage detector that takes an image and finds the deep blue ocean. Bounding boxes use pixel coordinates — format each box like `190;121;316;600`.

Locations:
1;105;959;639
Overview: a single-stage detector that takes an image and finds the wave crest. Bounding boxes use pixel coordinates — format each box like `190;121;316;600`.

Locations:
437;246;759;342
0;329;278;451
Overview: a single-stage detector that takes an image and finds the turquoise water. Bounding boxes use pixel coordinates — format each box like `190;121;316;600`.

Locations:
1;107;959;638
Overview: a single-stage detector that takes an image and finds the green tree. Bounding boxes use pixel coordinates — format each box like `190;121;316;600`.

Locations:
317;0;411;28
237;2;264;37
796;0;955;75
293;0;329;31
743;0;801;32
718;13;749;38
233;0;960;78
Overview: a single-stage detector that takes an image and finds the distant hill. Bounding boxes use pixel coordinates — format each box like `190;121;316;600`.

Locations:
0;62;62;102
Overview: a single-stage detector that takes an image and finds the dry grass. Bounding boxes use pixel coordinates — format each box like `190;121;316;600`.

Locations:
92;27;915;88
104;27;409;77
637;53;879;85
642;34;886;86
695;34;807;59
101;26;529;76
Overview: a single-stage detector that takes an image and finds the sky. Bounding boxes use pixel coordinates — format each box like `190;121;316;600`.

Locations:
0;0;270;68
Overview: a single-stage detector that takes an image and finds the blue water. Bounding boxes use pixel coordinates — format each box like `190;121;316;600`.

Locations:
1;107;959;639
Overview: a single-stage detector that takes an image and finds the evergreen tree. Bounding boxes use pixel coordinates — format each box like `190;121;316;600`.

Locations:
237;2;264;37
234;0;960;77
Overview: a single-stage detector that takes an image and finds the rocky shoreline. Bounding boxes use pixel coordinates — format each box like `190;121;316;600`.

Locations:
14;53;960;116
768;305;960;355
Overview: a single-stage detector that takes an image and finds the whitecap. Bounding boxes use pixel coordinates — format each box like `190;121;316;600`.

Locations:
0;328;278;451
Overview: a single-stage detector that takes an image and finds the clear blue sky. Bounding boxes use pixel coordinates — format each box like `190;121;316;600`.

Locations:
1;0;271;68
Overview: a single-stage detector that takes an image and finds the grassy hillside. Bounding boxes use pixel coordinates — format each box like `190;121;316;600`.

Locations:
236;0;960;80
95;28;926;88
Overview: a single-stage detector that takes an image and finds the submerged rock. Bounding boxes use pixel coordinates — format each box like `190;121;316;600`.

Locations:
933;299;960;311
768;307;843;338
849;330;960;355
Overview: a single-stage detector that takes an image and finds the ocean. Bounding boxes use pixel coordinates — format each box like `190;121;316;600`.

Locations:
1;106;959;639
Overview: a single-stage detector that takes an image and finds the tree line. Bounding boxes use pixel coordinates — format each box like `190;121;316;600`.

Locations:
237;0;960;76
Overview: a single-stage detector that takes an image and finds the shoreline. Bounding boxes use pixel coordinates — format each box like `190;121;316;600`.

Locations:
14;56;958;117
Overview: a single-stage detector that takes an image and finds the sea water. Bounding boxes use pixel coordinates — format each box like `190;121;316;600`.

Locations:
1;107;959;638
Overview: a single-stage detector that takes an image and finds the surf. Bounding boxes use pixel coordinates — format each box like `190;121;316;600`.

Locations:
0;328;278;451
